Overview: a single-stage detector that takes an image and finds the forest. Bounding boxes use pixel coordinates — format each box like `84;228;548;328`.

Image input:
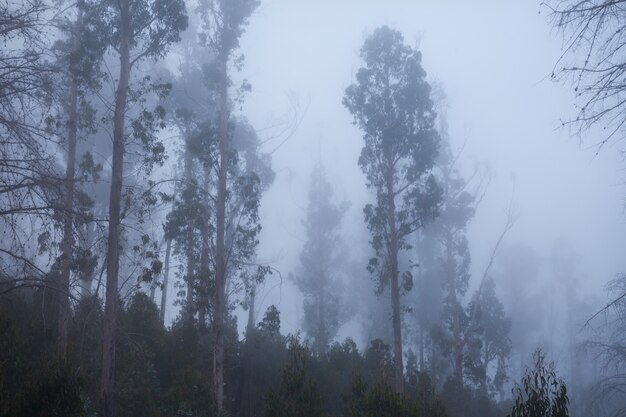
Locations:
1;0;626;416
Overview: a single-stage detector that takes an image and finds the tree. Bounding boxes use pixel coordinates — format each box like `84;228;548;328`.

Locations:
293;162;348;356
98;0;187;415
264;337;322;417
426;137;476;388
53;0;107;358
545;1;626;150
0;0;61;293
343;26;442;393
466;277;511;397
196;0;262;409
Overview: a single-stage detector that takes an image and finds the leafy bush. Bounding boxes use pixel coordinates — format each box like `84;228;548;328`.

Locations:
508;350;569;417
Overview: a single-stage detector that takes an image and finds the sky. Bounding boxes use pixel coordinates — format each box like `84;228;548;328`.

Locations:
220;0;626;338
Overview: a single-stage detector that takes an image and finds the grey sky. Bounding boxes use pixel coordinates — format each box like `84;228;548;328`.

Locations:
231;0;626;336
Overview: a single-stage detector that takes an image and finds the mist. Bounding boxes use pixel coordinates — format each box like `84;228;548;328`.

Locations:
1;1;626;416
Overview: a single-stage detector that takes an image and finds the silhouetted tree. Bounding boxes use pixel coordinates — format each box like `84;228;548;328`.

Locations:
545;0;626;149
98;0;188;414
466;277;511;397
343;25;442;393
294;162;348;356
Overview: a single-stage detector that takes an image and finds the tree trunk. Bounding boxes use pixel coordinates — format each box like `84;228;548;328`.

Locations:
57;6;83;358
160;237;172;325
481;343;488;394
99;0;130;415
246;284;255;334
387;170;403;394
198;168;211;330
213;56;229;411
183;140;195;317
448;231;463;387
318;271;326;356
419;325;425;372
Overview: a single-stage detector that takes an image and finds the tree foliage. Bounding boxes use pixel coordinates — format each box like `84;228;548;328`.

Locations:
294;163;348;356
344;25;442;393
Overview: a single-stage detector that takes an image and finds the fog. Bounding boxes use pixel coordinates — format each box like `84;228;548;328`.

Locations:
3;0;626;416
234;0;626;337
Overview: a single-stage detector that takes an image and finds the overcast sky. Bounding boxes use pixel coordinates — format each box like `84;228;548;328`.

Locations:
226;0;626;337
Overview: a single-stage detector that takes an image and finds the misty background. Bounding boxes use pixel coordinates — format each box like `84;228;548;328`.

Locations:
2;0;626;416
220;0;626;348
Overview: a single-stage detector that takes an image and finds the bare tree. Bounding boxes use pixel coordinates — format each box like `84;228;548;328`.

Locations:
545;0;626;150
0;0;65;298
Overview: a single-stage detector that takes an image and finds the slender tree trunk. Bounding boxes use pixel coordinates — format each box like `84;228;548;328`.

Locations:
80;222;96;299
238;286;255;417
246;284;255;333
318;272;326;356
183;139;195;318
160;237;172;325
447;231;463;387
481;343;488;394
99;0;130;415
198;168;211;330
213;56;229;411
160;185;176;325
419;325;425;372
387;170;404;394
58;6;83;358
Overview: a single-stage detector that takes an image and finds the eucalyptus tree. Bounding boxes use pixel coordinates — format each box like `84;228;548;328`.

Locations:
343;26;442;393
51;0;108;358
466;277;511;397
97;0;188;415
293;163;348;357
196;0;262;408
427;140;476;388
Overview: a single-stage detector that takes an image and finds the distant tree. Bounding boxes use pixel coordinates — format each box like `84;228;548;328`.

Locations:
426;137;476;388
466;277;511;397
293;162;348;356
264;337;321;417
343;26;442;393
494;243;544;384
412;230;444;378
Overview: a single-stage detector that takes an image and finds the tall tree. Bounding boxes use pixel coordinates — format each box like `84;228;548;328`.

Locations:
428;142;476;388
98;0;187;415
293;162;348;356
343;26;442;393
197;0;261;409
53;0;107;358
